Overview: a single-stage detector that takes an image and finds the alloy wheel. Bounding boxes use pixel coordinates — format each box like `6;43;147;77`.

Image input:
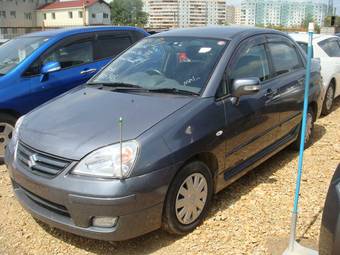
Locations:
175;173;208;225
0;122;14;158
325;86;334;111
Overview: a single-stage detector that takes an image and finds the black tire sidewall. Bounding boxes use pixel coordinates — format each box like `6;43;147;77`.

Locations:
322;83;335;115
164;161;213;235
293;107;314;150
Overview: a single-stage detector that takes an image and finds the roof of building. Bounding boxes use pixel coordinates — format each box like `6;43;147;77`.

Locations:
151;26;281;40
20;26;149;38
37;0;110;11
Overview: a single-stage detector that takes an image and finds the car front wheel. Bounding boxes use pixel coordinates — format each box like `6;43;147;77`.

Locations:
163;161;213;235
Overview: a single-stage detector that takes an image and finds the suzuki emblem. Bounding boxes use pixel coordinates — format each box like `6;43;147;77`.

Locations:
28;154;38;168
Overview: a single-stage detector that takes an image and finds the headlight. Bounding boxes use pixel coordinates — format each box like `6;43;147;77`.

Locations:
72;140;139;179
12;115;25;144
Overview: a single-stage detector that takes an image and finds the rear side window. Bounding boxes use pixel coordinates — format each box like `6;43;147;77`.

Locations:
230;44;270;82
297;42;313;58
268;42;303;76
95;35;132;60
318;38;340;57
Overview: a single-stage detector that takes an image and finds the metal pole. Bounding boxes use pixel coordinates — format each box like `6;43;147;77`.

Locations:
283;23;317;255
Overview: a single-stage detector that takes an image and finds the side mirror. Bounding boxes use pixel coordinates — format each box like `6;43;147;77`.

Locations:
40;61;61;82
232;77;261;98
41;61;61;75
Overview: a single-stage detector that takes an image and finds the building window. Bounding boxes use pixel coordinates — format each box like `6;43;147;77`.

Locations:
10;11;16;18
92;13;96;18
0;11;6;18
0;28;8;34
79;11;83;18
24;12;32;20
43;13;47;20
52;12;56;19
68;11;73;19
103;13;109;19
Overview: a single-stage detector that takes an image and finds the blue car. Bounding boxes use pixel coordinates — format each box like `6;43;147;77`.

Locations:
0;26;149;159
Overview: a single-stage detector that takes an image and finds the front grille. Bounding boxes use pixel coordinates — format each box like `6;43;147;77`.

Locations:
16;141;72;178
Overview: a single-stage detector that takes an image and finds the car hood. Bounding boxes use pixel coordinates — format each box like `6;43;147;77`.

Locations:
19;87;193;160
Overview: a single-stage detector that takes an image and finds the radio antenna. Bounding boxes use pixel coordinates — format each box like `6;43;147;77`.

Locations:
119;117;123;177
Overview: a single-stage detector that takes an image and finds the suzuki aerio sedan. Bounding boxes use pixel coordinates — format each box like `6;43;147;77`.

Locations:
6;27;322;241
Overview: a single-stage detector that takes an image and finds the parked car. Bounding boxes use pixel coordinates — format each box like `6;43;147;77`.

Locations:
319;164;340;255
5;27;323;241
290;33;340;116
0;39;9;46
0;26;149;160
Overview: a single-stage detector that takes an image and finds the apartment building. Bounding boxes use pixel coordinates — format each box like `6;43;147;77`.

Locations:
226;5;235;24
143;0;226;29
0;0;53;39
234;6;241;24
240;0;330;27
36;0;111;27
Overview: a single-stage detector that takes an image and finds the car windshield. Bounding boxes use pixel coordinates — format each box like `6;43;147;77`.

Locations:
0;36;49;75
90;37;228;94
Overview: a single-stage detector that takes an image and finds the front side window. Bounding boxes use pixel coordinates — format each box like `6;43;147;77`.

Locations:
0;36;49;75
43;40;93;69
229;43;270;83
268;42;303;76
91;37;228;94
318;38;340;57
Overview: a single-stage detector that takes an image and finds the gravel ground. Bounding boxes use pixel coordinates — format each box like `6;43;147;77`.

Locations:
0;99;339;255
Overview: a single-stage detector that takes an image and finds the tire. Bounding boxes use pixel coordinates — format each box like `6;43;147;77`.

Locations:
292;107;314;151
0;113;17;162
163;161;213;235
322;82;335;116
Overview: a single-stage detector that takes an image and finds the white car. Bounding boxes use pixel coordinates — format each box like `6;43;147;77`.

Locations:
290;33;340;115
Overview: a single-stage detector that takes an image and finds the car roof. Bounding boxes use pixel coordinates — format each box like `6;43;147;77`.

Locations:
289;33;338;43
150;26;281;40
20;26;149;38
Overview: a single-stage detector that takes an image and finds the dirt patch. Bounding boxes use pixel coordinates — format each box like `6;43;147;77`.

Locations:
0;99;339;255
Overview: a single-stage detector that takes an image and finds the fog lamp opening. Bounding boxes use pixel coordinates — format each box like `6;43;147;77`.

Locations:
92;216;118;228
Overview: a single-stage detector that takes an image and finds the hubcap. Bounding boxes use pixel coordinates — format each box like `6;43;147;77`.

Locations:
305;113;313;144
325;86;334;111
175;173;208;225
0;122;14;158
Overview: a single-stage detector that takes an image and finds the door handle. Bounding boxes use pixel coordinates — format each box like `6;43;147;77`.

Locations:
80;68;97;74
265;89;274;98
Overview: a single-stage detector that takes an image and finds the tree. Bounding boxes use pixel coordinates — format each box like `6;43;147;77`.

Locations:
110;0;148;26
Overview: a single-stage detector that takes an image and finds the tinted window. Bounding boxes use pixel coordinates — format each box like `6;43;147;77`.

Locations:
96;35;132;60
268;43;303;76
318;39;340;57
44;40;93;69
230;44;270;82
297;42;308;54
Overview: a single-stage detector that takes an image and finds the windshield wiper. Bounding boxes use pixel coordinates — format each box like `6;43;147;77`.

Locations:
149;88;199;96
88;82;145;89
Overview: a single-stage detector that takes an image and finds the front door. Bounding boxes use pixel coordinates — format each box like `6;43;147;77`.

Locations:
222;35;281;175
24;34;97;109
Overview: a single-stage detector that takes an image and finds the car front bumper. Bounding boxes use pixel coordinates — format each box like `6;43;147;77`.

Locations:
5;143;175;241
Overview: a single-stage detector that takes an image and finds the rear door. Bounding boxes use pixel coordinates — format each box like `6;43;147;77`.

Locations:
223;35;281;174
92;31;135;73
266;35;306;139
24;33;96;108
